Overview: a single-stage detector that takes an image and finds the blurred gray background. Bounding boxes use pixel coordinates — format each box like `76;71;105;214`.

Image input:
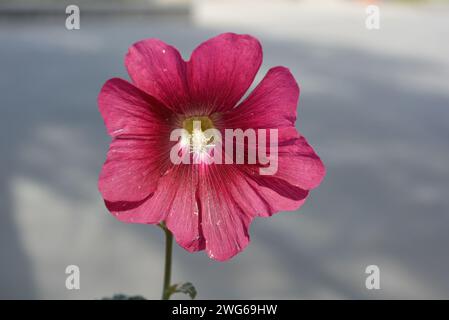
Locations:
1;0;449;299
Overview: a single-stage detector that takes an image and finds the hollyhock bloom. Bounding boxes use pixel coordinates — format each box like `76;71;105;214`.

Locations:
98;33;325;261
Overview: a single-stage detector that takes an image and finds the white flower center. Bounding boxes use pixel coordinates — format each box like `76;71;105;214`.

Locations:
181;116;216;162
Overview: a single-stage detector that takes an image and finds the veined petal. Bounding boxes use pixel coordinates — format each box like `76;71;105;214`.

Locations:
198;165;252;261
98;78;176;203
98;78;174;138
164;165;205;252
98;138;171;203
222;66;299;129
238;127;325;191
274;127;326;190
125;39;189;113
197;164;309;261
106;165;205;252
187;33;263;114
218;65;324;190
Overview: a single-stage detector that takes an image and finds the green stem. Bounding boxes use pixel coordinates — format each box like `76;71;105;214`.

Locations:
161;224;173;300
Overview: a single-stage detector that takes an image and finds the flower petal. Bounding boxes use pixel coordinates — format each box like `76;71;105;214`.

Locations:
236;127;325;191
125;39;189;112
98;78;174;138
198;165;252;261
164;166;205;252
98;138;171;203
218;66;324;190
274;127;326;190
187;33;262;114
98;78;176;202
106;165;205;252
197;164;309;261
221;66;298;129
240;174;309;217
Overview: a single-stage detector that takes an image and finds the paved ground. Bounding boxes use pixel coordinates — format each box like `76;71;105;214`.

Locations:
1;2;449;299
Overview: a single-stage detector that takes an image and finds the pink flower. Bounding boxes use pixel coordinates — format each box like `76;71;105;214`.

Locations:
98;33;325;261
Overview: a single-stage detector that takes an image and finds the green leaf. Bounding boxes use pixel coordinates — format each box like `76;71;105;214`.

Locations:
177;282;197;299
166;282;197;300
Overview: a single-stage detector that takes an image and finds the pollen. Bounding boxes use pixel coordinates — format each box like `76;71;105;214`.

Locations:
181;116;216;160
182;116;214;134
